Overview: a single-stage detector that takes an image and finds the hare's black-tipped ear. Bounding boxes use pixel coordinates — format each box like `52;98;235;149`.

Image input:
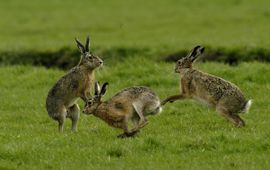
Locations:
85;35;90;52
94;81;100;95
189;45;204;62
199;46;205;54
100;82;109;96
75;38;85;54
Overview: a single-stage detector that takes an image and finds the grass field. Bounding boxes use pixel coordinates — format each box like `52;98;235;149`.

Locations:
1;0;270;169
0;58;269;169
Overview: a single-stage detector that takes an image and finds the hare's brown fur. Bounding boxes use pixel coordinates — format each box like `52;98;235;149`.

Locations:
46;36;103;132
163;46;252;127
83;83;162;138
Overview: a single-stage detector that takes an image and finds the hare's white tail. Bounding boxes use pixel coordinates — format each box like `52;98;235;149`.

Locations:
157;106;162;114
242;100;252;114
152;106;162;115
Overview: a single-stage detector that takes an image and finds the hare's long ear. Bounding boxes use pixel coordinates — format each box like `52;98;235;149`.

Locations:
189;45;205;62
75;38;85;54
85;35;90;52
100;82;109;96
94;81;101;95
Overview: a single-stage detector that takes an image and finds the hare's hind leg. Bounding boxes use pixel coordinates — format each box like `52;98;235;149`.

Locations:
54;106;67;132
58;116;65;132
129;115;143;133
132;102;148;128
67;104;80;131
230;114;245;127
216;106;245;127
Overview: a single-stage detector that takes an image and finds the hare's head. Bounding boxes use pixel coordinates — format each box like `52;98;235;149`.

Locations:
83;82;108;115
175;45;205;73
75;36;103;69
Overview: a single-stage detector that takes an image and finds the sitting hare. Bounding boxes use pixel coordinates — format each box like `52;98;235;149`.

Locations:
83;82;162;138
162;46;252;127
46;36;103;132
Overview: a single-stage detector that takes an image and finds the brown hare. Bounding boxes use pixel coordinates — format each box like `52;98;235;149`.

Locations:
46;36;103;132
82;82;162;138
162;46;252;127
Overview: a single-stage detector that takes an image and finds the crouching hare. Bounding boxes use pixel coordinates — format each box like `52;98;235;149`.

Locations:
46;36;103;132
83;82;162;138
162;46;252;127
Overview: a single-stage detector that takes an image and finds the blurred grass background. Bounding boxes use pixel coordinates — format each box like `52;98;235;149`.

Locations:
0;0;270;52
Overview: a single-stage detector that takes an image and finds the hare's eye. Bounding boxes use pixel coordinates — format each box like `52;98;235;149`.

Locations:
87;101;92;105
88;56;93;59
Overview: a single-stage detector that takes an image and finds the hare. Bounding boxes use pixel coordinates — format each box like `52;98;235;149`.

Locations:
82;82;162;138
46;36;103;132
162;46;252;127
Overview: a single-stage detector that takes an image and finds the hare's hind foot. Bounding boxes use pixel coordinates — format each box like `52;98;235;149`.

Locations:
228;114;245;128
217;106;245;128
138;120;148;128
67;104;80;132
232;114;245;127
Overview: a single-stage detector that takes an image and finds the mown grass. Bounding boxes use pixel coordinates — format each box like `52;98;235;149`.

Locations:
0;58;269;169
1;0;270;52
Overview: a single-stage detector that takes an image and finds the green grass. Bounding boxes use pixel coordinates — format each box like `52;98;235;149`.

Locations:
1;0;270;169
0;58;269;169
1;0;270;52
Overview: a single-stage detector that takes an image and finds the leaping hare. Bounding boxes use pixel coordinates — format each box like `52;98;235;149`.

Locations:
162;46;252;127
82;82;162;138
46;36;103;132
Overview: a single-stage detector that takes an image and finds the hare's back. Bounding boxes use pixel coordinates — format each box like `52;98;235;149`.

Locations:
191;71;246;106
111;86;159;101
47;68;83;98
110;86;160;113
200;72;244;96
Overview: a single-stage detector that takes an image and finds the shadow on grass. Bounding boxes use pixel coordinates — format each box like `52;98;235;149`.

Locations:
107;148;124;158
141;137;165;152
0;46;270;69
162;46;270;65
0;47;150;70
